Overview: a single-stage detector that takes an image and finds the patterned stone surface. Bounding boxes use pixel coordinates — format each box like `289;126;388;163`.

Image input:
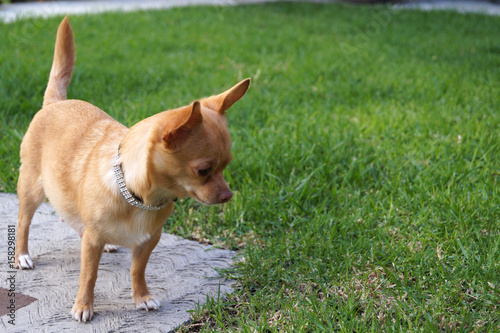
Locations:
0;193;235;332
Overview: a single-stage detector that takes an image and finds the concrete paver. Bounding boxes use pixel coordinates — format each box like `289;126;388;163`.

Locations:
0;193;235;332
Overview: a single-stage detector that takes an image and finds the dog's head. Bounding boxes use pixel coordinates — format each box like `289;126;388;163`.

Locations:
151;79;250;205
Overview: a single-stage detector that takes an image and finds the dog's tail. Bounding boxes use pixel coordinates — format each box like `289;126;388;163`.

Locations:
42;16;75;108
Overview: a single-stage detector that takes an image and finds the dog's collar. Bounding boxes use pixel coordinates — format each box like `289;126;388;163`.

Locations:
112;153;171;211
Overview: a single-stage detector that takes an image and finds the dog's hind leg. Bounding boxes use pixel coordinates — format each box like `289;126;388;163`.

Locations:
103;244;119;253
15;167;44;269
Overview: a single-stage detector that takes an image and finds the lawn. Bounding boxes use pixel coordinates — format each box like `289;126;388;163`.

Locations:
1;2;499;331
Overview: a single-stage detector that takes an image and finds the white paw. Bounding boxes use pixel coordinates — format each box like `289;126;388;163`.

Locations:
136;298;161;311
103;244;119;253
71;303;94;322
17;254;34;269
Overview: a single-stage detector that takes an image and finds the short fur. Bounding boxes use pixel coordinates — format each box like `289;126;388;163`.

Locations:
15;16;250;322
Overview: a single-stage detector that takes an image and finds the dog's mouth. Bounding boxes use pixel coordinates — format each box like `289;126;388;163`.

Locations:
189;191;213;206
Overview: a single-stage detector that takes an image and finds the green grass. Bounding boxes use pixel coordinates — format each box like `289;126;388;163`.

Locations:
1;3;500;331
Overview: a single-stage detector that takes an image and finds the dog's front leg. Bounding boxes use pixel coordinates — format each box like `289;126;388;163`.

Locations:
131;228;162;311
71;228;104;322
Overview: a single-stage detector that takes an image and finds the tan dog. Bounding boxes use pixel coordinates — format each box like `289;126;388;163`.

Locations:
15;16;249;322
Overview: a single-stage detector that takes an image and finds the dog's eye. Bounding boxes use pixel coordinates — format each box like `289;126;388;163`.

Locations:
198;167;211;177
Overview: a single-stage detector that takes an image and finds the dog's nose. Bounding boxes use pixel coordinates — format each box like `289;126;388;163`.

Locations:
219;190;233;203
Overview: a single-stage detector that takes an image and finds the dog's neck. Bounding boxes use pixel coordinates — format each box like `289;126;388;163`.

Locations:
117;118;177;208
113;156;171;211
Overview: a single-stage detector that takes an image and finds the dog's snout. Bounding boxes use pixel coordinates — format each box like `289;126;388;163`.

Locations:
219;190;233;203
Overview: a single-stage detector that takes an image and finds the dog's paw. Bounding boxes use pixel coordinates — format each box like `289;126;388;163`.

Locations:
71;302;94;322
135;295;161;311
103;244;119;253
16;254;34;269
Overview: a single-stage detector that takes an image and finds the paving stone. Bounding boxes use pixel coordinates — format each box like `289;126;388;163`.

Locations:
0;193;236;333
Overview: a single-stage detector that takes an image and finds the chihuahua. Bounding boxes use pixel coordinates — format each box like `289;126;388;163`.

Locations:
15;16;249;322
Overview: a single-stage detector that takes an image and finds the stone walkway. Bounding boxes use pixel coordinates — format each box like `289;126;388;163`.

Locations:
0;0;270;23
395;0;500;15
0;193;235;332
0;0;499;23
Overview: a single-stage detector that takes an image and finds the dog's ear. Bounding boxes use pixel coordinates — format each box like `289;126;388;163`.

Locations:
162;101;202;151
201;78;250;115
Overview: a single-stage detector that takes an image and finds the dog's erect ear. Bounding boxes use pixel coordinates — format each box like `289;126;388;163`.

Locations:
162;101;202;151
201;78;250;115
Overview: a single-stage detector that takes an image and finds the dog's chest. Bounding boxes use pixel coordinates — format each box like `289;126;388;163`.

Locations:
106;211;161;248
